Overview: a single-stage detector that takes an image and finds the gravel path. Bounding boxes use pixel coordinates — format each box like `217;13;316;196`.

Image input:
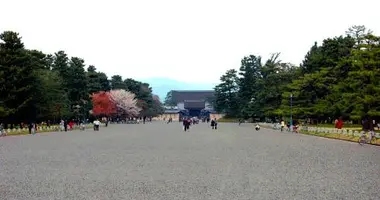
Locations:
0;122;379;200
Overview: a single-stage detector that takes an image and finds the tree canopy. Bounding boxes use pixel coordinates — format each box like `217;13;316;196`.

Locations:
0;31;163;125
213;26;380;123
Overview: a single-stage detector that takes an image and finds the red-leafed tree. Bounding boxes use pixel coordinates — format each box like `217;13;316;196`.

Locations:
91;91;116;116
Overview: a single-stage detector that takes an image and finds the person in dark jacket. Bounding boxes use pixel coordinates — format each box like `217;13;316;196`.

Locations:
183;118;190;131
64;120;68;132
211;119;215;129
28;122;33;134
362;116;374;132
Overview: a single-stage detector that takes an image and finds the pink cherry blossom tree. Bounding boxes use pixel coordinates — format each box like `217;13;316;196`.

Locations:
109;89;141;117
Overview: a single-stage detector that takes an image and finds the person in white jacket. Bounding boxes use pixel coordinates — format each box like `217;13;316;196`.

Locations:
93;119;100;131
255;124;260;131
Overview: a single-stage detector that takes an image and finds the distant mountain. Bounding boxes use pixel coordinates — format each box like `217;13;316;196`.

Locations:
138;77;216;101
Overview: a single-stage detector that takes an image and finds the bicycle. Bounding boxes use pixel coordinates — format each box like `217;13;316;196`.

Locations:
358;130;376;145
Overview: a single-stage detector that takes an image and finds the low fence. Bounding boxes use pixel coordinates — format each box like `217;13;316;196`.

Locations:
2;124;105;135
259;123;380;138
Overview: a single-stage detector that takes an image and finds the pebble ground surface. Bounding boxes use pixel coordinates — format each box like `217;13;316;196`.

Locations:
0;122;379;200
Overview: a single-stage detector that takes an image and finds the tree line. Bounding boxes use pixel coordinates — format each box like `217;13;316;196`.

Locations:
0;31;163;126
214;25;380;123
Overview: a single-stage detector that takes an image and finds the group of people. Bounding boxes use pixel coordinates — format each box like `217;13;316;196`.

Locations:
181;117;199;131
180;117;218;131
210;118;218;129
59;120;76;132
277;120;299;132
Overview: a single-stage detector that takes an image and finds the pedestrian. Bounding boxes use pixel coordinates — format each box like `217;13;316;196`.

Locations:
31;123;36;135
280;120;285;131
211;119;215;129
93;119;100;131
214;118;218;130
336;117;343;129
183;118;188;131
0;123;6;137
186;118;191;131
68;121;74;130
362;116;374;133
28;122;33;134
64;120;68;132
60;120;64;131
255;124;260;131
80;121;85;131
167;117;172;124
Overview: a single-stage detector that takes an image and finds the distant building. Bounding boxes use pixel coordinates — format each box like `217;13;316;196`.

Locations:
156;90;224;121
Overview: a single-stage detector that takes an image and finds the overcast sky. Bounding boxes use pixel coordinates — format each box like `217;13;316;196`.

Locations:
1;0;379;84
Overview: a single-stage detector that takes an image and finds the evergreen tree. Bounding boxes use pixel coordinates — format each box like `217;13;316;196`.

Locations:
214;69;239;117
111;75;126;89
238;55;262;118
0;31;40;122
87;65;102;94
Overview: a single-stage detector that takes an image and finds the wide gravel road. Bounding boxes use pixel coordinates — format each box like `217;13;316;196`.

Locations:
0;122;379;200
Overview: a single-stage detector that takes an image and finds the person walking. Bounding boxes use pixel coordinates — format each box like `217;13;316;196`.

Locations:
167;117;172;124
28;122;33;134
59;120;64;131
68;120;74;130
183;118;191;131
93;119;100;131
186;118;191;131
183;118;188;131
64;120;68;132
362;116;374;134
280;120;285;131
336;117;344;129
31;123;36;135
214;118;218;129
0;123;6;137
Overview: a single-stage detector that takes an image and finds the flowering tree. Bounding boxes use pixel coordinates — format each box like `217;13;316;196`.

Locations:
91;91;116;116
109;89;141;117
